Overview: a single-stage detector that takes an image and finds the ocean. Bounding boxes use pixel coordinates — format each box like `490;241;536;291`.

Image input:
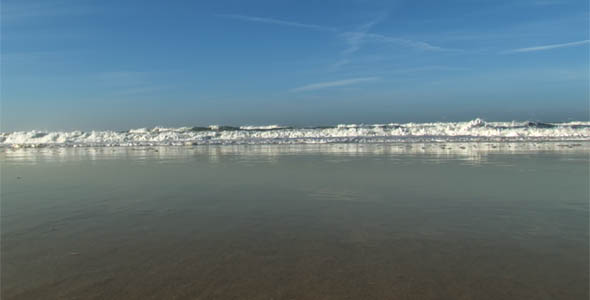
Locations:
1;121;589;299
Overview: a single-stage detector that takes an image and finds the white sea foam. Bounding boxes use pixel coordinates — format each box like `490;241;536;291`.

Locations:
1;119;589;148
239;125;287;130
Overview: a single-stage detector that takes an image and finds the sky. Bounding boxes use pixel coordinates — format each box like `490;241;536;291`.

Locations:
1;0;589;131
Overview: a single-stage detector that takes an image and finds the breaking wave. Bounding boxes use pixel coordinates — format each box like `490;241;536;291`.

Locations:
2;119;589;148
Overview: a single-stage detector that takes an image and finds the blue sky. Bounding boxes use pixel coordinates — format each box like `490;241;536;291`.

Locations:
2;0;588;131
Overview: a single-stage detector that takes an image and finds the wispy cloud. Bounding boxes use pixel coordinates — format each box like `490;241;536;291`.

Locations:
333;31;455;68
504;40;589;53
337;15;455;68
387;65;469;74
217;13;449;66
364;33;454;51
216;14;336;32
340;15;386;56
96;71;172;95
290;77;379;92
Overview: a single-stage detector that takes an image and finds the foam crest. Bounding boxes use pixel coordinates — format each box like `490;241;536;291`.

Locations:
2;119;589;148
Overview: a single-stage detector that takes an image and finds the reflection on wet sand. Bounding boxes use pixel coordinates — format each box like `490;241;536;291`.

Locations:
1;144;588;299
2;141;589;164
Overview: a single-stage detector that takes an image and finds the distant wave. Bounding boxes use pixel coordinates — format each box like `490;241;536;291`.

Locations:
2;119;589;148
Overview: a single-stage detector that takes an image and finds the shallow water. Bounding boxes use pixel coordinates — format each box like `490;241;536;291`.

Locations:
1;144;588;299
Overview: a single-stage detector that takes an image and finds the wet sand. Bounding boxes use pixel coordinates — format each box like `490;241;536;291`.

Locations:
1;144;588;299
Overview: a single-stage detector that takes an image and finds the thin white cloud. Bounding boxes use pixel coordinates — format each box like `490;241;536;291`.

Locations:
332;58;351;69
95;71;172;95
504;40;589;53
290;77;379;92
340;15;386;56
216;13;449;56
216;14;336;32
334;15;453;68
365;33;455;51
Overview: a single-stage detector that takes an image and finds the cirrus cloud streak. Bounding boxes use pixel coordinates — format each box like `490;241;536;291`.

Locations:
505;40;589;53
290;77;379;92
